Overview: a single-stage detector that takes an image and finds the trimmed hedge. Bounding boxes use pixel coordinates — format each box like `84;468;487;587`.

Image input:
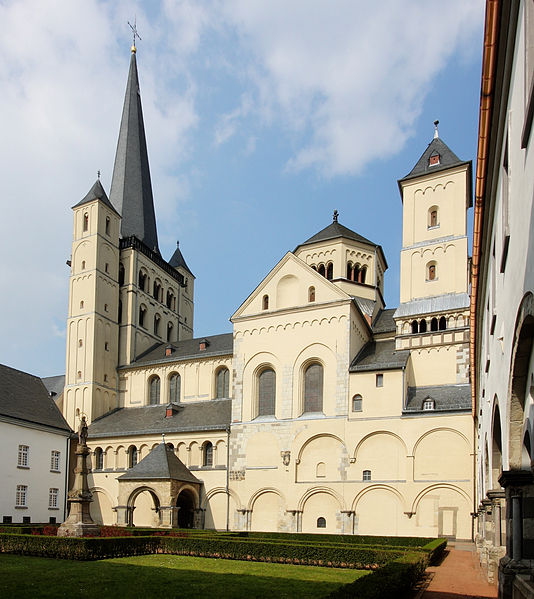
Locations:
0;534;159;560
158;535;405;568
327;551;428;599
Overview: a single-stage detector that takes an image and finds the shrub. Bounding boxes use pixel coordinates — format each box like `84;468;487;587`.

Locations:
327;552;428;598
99;526;132;538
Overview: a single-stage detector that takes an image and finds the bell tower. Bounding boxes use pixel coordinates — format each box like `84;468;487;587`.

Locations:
63;180;121;428
394;123;472;387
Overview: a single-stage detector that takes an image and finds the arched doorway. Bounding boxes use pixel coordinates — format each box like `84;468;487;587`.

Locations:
177;489;196;528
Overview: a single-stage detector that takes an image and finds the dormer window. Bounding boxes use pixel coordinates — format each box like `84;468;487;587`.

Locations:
423;398;435;411
429;152;440;166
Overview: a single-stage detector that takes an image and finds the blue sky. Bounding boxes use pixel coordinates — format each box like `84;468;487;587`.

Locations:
0;0;485;377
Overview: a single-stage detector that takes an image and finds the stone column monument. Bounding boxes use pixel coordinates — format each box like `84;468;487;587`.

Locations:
58;416;100;537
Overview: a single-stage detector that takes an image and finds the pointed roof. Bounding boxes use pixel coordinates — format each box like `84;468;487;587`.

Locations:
109;50;159;252
118;442;199;483
169;241;194;276
296;211;378;250
398;137;471;184
72;179;120;215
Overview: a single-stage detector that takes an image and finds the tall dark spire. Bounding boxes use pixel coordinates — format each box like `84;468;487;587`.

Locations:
109;48;159;252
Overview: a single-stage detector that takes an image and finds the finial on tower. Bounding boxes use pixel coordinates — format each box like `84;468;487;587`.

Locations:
333;210;339;223
97;170;101;180
433;120;439;139
162;433;166;444
176;240;180;248
128;17;142;53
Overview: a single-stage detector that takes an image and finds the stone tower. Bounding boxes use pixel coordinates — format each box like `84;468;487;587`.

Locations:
394;124;472;388
63;47;194;428
64;180;121;428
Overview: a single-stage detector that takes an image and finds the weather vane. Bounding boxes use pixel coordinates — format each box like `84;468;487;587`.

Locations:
128;17;142;53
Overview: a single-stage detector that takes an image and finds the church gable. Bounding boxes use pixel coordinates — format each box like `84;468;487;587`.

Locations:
232;252;349;321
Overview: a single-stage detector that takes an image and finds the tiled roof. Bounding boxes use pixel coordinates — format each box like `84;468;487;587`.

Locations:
72;179;120;215
169;242;194;276
394;293;469;319
404;384;471;413
298;220;378;248
350;340;410;372
88;399;232;438
41;375;65;398
0;364;71;433
372;309;397;334
133;333;233;366
118;442;200;483
109;51;159;252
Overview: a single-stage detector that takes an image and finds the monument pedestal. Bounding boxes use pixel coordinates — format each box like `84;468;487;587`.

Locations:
58;440;100;537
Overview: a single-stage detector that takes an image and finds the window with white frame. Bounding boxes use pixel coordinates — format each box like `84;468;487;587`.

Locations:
50;450;60;472
18;445;29;468
49;488;59;509
16;485;27;507
363;470;372;481
423;399;435;411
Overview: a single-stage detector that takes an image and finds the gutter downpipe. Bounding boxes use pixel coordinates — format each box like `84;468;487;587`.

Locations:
470;0;500;540
226;425;230;531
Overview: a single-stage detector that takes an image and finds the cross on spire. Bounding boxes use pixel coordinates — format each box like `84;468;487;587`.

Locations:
128;17;141;53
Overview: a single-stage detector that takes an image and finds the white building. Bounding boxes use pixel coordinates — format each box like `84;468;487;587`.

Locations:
0;364;72;524
472;0;534;596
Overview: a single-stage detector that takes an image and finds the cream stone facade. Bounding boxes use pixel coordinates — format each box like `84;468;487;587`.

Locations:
54;46;475;540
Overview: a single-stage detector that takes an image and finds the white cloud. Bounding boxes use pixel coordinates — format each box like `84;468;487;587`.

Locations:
216;0;484;175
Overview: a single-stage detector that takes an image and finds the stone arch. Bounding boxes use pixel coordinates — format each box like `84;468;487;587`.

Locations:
127;486;161;527
249;488;286;532
352;431;407;481
410;484;471;539
89;487;115;525
508;293;534;469
296;433;347;482
299;487;344;534
491;399;503;488
352;485;406;534
203;487;241;530
176;485;199;529
413;428;470;481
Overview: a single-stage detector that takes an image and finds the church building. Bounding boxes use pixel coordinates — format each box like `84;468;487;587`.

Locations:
58;44;475;538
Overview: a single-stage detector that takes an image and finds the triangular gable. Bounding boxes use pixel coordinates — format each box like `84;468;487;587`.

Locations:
231;252;350;321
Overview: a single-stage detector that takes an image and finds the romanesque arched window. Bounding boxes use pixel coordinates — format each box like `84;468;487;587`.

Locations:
427;262;437;281
411;320;419;334
262;295;269;310
304;363;323;413
352;394;363;412
429;206;439;228
139;305;147;328
347;262;353;279
153;280;161;301
326;262;333;280
94;447;104;470
360;266;367;284
119;263;125;286
83;213;89;232
317;517;326;528
138;270;147;291
128;445;138;468
419;319;427;333
318;264;326;277
203;441;213;467
149;376;160;405
431;317;438;332
169;373;181;403
105;216;110;236
363;469;372;481
216;368;229;398
308;286;315;302
258;368;276;417
154;313;161;336
166;290;174;309
167;322;173;342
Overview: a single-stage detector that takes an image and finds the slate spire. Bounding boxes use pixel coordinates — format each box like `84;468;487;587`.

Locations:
109;48;159;253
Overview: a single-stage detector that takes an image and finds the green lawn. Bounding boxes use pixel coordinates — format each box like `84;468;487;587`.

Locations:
0;554;367;599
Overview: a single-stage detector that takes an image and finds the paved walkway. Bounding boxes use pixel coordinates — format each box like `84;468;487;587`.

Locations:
419;542;498;599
